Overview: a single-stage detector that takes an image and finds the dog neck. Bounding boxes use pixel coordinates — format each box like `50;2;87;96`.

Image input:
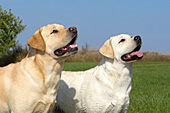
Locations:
27;48;65;95
97;56;133;94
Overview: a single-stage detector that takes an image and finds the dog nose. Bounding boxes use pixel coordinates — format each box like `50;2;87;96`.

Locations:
134;36;141;44
134;36;141;41
69;27;77;33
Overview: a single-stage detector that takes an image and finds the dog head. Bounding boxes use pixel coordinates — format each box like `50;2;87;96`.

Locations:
27;24;78;58
99;34;143;63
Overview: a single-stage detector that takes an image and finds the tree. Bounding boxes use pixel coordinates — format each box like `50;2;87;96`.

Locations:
0;6;26;53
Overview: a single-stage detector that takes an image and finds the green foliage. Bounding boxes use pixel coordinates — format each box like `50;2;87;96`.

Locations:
0;6;26;53
0;45;28;67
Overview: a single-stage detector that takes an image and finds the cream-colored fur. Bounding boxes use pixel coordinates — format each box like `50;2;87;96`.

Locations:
54;34;143;113
0;24;78;113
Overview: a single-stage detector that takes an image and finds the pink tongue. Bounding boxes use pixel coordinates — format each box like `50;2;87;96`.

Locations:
60;44;78;51
130;51;143;57
68;44;78;48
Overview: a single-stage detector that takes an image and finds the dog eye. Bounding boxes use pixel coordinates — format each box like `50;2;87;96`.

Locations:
119;39;125;43
51;30;58;34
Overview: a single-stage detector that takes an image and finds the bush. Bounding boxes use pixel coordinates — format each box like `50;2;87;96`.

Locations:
142;52;170;62
0;44;170;67
0;45;28;67
66;50;102;62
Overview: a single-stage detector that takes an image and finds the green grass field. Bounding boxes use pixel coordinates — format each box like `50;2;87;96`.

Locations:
63;62;170;113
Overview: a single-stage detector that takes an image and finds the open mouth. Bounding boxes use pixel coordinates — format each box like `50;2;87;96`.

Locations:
54;37;78;56
121;44;143;62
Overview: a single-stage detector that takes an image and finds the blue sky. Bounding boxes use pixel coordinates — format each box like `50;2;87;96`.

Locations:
1;0;170;52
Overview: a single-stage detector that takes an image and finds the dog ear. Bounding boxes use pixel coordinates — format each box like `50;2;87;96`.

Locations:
27;27;46;51
99;38;114;59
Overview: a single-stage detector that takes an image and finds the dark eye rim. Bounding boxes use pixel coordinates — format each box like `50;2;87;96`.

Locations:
51;29;58;34
119;39;125;43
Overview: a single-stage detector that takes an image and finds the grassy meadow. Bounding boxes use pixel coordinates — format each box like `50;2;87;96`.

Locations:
63;62;170;113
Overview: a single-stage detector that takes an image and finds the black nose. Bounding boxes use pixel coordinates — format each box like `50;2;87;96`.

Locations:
134;36;141;41
134;36;141;44
69;27;77;33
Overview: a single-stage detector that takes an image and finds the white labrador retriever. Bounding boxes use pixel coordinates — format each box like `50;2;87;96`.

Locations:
54;34;143;113
0;24;78;113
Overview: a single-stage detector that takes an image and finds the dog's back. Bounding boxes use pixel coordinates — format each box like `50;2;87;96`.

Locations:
56;68;97;113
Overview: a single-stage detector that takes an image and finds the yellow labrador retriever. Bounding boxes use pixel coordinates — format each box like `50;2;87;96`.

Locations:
55;34;143;113
0;24;78;113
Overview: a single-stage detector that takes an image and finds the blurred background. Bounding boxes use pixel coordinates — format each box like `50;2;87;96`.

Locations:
0;0;170;66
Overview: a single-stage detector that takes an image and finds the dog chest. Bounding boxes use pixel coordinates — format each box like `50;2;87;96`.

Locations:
32;94;56;113
80;78;130;113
